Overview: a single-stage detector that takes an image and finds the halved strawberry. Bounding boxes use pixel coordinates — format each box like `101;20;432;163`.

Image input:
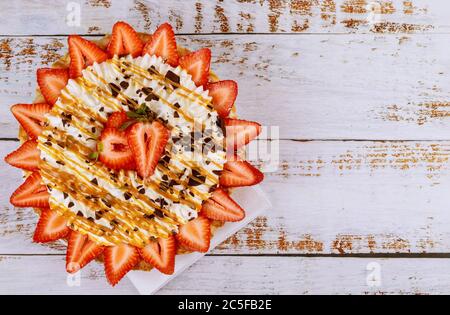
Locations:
10;172;49;208
224;118;262;151
104;244;140;286
202;188;245;222
105;111;129;129
98;128;135;170
68;35;109;78
126;121;169;179
4;140;40;171
179;48;211;87
37;68;69;105
10;103;52;139
219;157;264;187
33;208;69;243
66;230;105;273
207;80;238;118
142;23;179;66
108;21;144;58
176;216;211;253
139;235;176;275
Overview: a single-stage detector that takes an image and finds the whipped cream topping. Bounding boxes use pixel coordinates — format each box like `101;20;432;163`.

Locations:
38;54;226;247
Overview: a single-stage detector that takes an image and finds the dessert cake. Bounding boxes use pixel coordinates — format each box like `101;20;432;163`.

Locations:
4;22;263;286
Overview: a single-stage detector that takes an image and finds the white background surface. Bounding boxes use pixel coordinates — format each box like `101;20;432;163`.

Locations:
1;0;450;294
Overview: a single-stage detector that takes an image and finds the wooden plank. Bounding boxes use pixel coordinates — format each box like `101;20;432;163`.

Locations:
2;139;450;255
1;0;450;35
1;34;450;140
1;255;450;294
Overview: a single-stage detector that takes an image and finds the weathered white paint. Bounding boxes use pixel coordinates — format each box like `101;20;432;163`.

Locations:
1;35;450;140
1;0;450;35
2;140;450;255
1;255;450;294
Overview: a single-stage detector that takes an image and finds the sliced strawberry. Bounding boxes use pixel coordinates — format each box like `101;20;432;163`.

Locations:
10;172;49;208
108;21;144;58
202;188;245;222
219;158;264;187
176;216;211;253
105;111;129;129
10;103;52;139
98;128;135;170
66;230;104;273
224;118;262;151
207;80;238;118
33;208;69;243
142;23;179;66
68;35;108;78
126;121;169;179
179;48;211;87
4;140;40;171
104;244;140;286
139;235;176;275
37;68;69;105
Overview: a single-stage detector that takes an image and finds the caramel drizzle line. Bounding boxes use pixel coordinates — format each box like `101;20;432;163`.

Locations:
60;90;108;125
39;139;200;217
44;166;177;243
116;58;213;110
84;65;223;183
108;60;226;166
45;126;210;204
47;183;153;247
42;162;177;244
77;77;124;112
106;62;225;172
50;103;98;139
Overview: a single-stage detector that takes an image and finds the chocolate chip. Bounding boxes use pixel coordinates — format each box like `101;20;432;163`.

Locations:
119;81;129;89
154;210;164;218
56;160;65;166
68;202;75;208
145;93;159;102
108;83;120;98
90;178;98;185
143;213;155;220
63;192;68;199
165;70;180;86
138;188;146;194
173;111;180;118
76;211;83;217
123;192;132;200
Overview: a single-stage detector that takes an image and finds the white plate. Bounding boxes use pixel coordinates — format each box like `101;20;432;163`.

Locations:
127;185;272;295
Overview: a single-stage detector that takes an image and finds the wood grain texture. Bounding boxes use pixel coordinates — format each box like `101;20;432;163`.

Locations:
2;139;450;255
2;34;450;140
1;0;450;35
2;255;450;294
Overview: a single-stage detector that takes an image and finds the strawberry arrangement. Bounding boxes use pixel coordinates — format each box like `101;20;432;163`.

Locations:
4;22;264;286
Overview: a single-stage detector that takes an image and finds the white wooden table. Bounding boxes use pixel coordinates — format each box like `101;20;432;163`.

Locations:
1;0;450;294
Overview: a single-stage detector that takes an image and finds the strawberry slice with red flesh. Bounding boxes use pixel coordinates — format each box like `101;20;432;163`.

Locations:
4;140;40;171
219;157;264;187
108;21;144;58
99;128;135;170
66;230;105;273
37;68;69;105
179;48;211;87
127;121;169;179
33;208;69;243
68;35;108;79
139;235;176;275
104;244;140;286
11;103;52;139
105;111;130;129
142;23;179;66
202;188;245;222
224;118;262;151
10;172;49;208
176;216;211;253
207;80;238;118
